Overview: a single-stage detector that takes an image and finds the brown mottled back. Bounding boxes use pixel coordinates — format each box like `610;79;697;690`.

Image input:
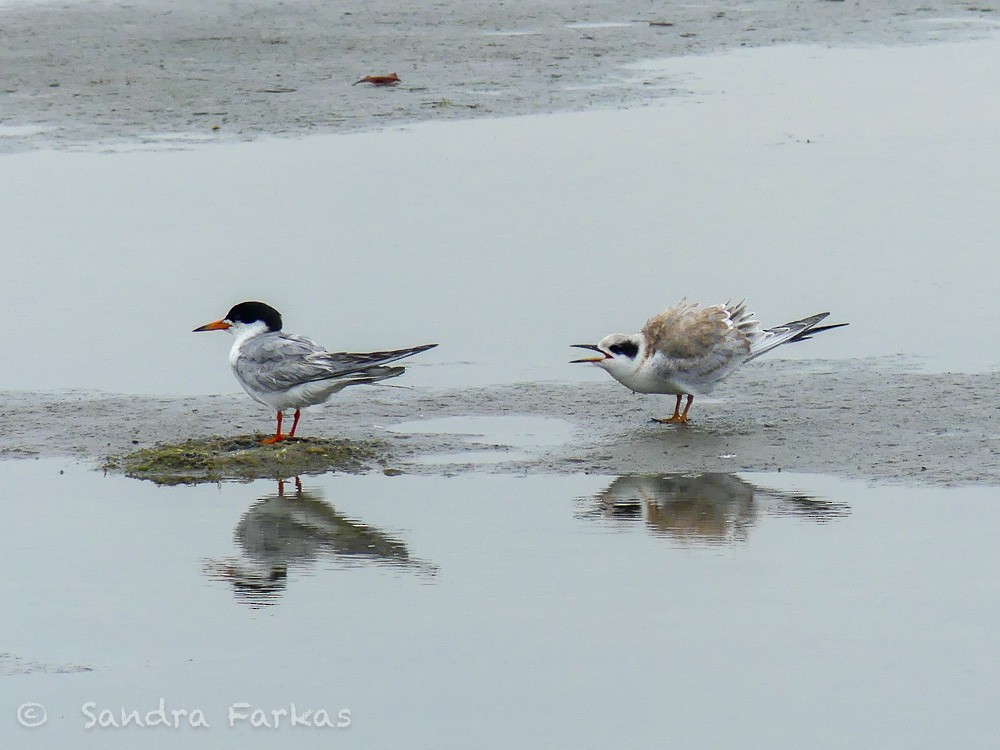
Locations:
640;301;752;361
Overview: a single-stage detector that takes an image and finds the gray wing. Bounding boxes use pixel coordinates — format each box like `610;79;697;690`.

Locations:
746;312;847;361
236;333;436;393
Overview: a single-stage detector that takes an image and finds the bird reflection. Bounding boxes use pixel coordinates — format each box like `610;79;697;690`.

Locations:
205;477;436;606
583;473;848;545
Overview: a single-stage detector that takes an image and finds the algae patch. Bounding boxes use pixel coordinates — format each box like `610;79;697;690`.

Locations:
105;435;384;485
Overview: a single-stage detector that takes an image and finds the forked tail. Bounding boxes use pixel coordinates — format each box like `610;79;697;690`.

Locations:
746;313;847;361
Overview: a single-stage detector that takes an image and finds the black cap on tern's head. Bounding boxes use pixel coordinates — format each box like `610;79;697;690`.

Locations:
224;301;283;331
193;301;283;333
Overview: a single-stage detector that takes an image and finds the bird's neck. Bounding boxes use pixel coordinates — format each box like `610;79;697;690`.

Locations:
228;321;273;360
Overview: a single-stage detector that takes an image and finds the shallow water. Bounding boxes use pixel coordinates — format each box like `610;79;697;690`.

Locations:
3;459;999;747
2;39;1000;400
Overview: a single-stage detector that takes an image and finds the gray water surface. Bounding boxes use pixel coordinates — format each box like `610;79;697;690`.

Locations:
3;460;998;748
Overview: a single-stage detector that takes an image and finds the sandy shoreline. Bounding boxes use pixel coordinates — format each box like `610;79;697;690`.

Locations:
2;0;999;151
4;358;997;485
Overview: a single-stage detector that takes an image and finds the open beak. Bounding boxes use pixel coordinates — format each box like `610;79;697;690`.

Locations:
193;319;231;332
570;344;609;363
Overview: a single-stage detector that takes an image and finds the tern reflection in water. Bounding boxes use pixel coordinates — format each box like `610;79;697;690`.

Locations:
582;473;849;545
205;477;436;606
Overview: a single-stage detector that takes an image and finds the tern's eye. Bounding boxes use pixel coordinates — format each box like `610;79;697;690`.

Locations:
608;341;639;358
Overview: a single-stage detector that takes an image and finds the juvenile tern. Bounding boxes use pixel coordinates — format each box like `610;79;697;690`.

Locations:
194;301;436;444
572;300;846;424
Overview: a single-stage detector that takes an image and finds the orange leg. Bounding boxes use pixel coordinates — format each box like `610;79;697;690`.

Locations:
680;394;693;422
653;394;693;424
261;410;286;445
277;476;302;496
288;409;301;438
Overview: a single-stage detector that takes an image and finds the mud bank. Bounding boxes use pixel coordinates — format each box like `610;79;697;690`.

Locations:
106;435;384;484
3;358;997;485
1;0;998;151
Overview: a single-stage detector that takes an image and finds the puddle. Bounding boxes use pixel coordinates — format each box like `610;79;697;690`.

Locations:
480;29;539;37
0;124;51;137
3;459;999;747
391;414;575;445
565;21;638;30
389;415;576;465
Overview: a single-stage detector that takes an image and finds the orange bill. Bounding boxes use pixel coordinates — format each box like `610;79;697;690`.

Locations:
193;320;231;332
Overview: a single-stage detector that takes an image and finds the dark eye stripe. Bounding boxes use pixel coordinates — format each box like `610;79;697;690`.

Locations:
608;341;639;358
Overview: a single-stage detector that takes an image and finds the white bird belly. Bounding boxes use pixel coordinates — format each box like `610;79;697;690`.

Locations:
238;376;349;412
611;368;691;395
608;360;722;395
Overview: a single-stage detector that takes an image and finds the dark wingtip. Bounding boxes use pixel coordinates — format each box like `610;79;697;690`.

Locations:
403;343;438;358
789;320;849;343
809;322;849;334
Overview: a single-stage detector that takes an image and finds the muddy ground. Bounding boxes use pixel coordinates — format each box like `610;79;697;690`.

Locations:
1;0;998;152
2;358;997;485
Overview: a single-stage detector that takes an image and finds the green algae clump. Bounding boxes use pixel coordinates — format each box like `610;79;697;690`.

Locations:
105;435;383;485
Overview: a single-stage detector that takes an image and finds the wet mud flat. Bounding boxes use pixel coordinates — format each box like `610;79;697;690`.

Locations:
1;0;998;152
2;359;997;485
